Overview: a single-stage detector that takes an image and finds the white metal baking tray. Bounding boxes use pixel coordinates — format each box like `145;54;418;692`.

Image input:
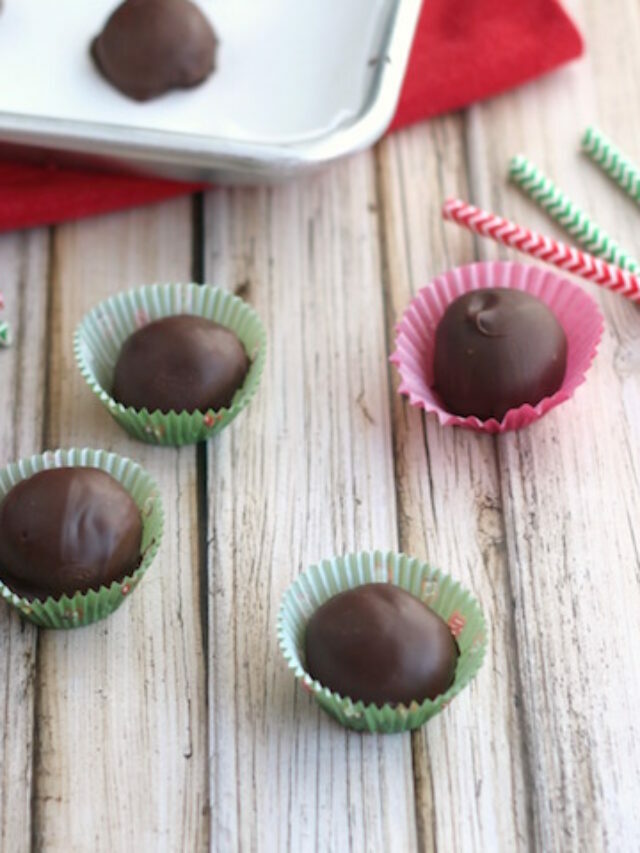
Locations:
0;0;422;182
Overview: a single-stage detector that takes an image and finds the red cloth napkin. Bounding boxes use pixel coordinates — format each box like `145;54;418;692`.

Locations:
390;0;583;130
0;0;582;233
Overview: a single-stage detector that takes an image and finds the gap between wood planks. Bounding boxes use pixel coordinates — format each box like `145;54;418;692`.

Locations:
29;227;57;853
192;193;212;681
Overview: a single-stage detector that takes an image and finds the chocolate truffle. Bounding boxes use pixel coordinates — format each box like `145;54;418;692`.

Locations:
0;468;142;600
304;584;458;706
433;288;567;421
112;315;249;414
91;0;218;102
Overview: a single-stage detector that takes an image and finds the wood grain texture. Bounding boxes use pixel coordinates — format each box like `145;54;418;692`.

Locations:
0;228;49;853
203;156;418;852
32;203;209;852
3;1;640;849
463;1;640;847
376;118;533;852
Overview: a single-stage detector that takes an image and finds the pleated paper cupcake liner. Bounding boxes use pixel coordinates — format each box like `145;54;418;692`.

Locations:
277;550;486;733
0;448;163;629
74;283;267;446
390;261;604;433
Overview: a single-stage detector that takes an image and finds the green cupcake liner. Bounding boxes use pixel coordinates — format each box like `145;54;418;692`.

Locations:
0;448;164;629
278;550;487;733
74;283;267;446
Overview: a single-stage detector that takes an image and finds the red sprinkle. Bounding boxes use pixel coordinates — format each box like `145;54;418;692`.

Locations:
448;611;466;637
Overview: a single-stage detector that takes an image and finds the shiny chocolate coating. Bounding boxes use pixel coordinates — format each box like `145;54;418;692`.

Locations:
91;0;218;102
304;584;458;706
433;288;567;421
0;468;142;600
112;315;249;414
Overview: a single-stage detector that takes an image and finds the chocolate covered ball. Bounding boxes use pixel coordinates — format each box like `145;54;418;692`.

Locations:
91;0;218;101
0;468;142;600
112;315;249;414
433;288;567;421
304;584;458;706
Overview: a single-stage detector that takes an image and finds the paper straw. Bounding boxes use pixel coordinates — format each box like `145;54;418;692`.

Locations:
581;126;640;206
442;198;640;303
0;320;12;348
509;154;639;272
0;294;11;347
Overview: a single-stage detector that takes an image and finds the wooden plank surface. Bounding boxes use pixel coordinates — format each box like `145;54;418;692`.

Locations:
203;157;418;852
0;228;49;853
1;1;640;850
377;118;533;852
462;1;640;847
32;204;209;852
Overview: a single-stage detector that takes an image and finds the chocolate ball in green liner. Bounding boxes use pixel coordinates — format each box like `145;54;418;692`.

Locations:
0;468;142;601
304;584;458;706
112;315;249;415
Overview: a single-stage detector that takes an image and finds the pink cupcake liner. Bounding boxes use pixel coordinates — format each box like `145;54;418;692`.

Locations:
390;262;604;434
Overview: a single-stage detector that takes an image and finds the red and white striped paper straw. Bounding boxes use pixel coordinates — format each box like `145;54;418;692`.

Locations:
442;197;640;303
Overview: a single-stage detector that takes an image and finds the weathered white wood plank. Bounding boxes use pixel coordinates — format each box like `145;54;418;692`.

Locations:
5;0;640;847
0;228;49;853
466;1;640;847
32;203;209;852
203;155;418;852
377;117;533;852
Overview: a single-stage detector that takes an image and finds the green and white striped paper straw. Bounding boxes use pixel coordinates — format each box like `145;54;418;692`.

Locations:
0;320;12;348
582;126;640;206
509;154;639;272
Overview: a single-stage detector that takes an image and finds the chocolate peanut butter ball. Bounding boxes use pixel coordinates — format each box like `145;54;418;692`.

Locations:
112;315;249;414
305;584;458;706
433;288;567;421
92;0;218;101
0;468;142;600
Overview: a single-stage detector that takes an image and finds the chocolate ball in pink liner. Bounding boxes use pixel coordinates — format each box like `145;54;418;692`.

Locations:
433;288;567;421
